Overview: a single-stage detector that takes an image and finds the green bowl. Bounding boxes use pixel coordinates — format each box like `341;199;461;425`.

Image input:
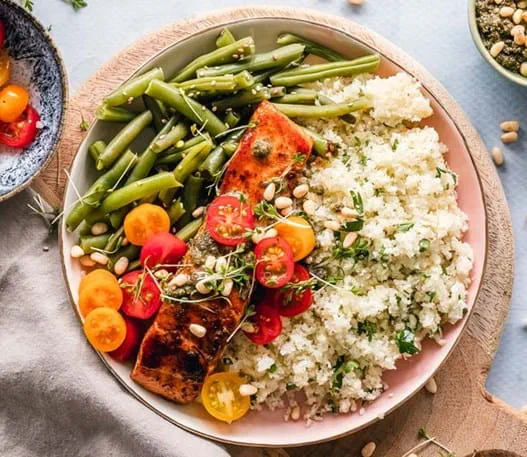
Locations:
468;0;527;86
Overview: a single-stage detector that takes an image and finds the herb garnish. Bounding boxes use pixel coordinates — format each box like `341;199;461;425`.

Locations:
79;112;90;131
349;190;364;214
358;321;377;341
341;219;364;232
397;222;414;232
436;167;458;186
331;356;359;391
293;153;306;163
395;329;420;355
419;239;430;252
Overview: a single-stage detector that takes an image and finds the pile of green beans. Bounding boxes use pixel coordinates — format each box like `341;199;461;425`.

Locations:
70;28;380;270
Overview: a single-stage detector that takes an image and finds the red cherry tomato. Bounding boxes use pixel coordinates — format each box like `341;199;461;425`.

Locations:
0;105;40;148
120;270;161;319
244;304;282;345
140;232;187;269
206;195;254;246
0;21;5;48
108;316;143;362
269;264;313;317
254;236;294;288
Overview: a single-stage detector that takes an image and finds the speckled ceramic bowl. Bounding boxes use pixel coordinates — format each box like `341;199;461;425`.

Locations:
0;0;67;202
468;0;527;87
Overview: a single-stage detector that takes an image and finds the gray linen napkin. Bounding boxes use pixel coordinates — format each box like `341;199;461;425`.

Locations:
0;190;229;457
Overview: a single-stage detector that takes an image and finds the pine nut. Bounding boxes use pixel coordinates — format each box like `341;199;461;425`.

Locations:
290;405;301;420
196;280;212;294
303;199;316;215
514;31;526;45
263;182;276;201
90;222;109;236
510;25;525;36
522;11;527;22
521;62;527;77
114;257;129;276
500;120;520;132
239;384;257;396
499;6;515;17
275;196;293;209
293;184;309;199
281;207;293;217
343;232;358;248
490;41;505;57
215;257;227;273
192;206;205;218
90;252;109;265
519;1;527;8
70;245;85;258
324;220;341;231
189;323;207;338
204;255;216;270
501;131;519;143
513;8;524;24
495;0;503;3
251;229;264;244
348;0;364;4
492;147;505;166
361;442;376;457
437;338;447;346
79;255;96;268
341;207;360;218
121;237;129;246
221;278;233;296
170;273;189;287
425;377;438;394
408;454;419;457
263;228;278;239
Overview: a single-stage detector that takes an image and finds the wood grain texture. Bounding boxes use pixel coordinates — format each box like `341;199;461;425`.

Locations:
33;6;526;455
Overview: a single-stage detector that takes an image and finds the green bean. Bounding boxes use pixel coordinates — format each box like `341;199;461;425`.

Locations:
224;110;240;129
109;207;128;229
96;110;152;170
126;116;178;185
270;56;380;86
196;44;305;78
292;88;356;123
274;92;319;104
145;80;227;137
126;259;142;272
177;173;204;228
251;67;286;85
171;37;255;83
198;145;227;180
211;86;286;112
79;222;92;237
99;172;182;214
83;209;110;227
176;217;203;241
272;96;372;118
151;122;189;154
108;245;141;270
88;140;106;163
155;151;184;166
79;233;112;253
173;71;255;93
66;150;138;231
96;104;137;122
104;226;125;253
143;94;170;132
168;199;186;224
301;126;334;156
159;133;211;157
276;33;345;62
104;67;164;107
216;28;236;48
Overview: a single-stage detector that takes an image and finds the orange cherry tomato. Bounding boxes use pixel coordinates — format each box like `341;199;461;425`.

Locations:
79;269;117;294
123;203;170;246
0;50;11;88
83;307;127;352
274;216;316;261
78;276;123;317
0;84;29;123
201;372;251;423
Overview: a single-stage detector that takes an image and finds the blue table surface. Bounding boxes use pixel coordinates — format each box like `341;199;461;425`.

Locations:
32;0;526;408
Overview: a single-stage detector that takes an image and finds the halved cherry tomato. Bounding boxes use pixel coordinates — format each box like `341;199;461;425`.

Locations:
78;276;123;317
0;84;29;123
83;307;127;352
0;105;40;148
254;236;294;288
201;372;251;423
120;270;161;319
269;264;313;317
79;269;117;294
0;21;5;48
123;203;171;246
274;216;316;261
0;50;11;88
206;195;254;246
108;316;143;362
140;232;187;269
244;304;282;345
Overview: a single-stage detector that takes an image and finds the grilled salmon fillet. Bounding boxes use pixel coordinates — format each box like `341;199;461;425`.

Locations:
131;101;313;403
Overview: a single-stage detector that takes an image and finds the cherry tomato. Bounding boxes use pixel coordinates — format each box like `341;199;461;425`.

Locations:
0;21;5;48
83;307;127;353
108;316;143;362
254;236;294;288
140;232;187;269
0;84;29;123
0;50;11;88
123;203;171;246
0;105;40;148
244;304;282;345
78;275;123;318
120;270;161;319
206;195;254;246
201;372;251;423
274;216;316;261
269;264;313;317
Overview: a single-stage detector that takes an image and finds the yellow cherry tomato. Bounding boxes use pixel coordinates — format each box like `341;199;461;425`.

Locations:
0;50;11;88
124;203;170;246
201;372;251;423
274;216;316;261
0;84;29;123
83;307;126;352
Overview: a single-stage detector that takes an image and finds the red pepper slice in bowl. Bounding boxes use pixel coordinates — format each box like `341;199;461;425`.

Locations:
244;304;282;345
270;264;313;317
120;270;161;320
206;194;254;246
0;105;40;148
254;236;294;288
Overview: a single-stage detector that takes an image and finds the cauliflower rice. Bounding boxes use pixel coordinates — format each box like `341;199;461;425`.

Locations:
224;72;473;421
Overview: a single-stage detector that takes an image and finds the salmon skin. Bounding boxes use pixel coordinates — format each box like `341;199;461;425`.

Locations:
131;101;313;404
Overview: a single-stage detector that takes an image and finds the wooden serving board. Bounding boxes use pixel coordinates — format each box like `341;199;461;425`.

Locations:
33;7;526;456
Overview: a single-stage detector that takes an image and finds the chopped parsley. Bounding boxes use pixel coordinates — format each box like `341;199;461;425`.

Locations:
286;382;297;390
341;218;364;232
358;321;377;341
436;167;458;186
268;363;278;373
331;356;359;391
419;239;430;252
293;153;306;163
79;112;90;132
349;190;364;214
397;222;414;232
64;0;88;10
391;138;399;151
395;329;420;355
